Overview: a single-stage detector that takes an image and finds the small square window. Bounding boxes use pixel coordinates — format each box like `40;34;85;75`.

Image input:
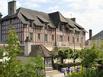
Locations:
29;32;33;41
60;35;63;42
44;34;48;41
68;36;69;41
52;35;54;40
38;33;41;40
77;37;79;42
72;37;75;43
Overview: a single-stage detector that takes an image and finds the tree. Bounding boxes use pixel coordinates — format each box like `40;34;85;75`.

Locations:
0;26;21;77
0;26;44;77
71;49;79;64
58;49;69;64
80;48;98;68
18;56;44;77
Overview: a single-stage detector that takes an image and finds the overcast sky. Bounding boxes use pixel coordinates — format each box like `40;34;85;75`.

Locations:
0;0;103;39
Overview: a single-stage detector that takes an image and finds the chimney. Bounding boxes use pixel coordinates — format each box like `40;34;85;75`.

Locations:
0;13;2;18
89;29;92;40
8;0;16;15
71;18;76;22
24;37;32;56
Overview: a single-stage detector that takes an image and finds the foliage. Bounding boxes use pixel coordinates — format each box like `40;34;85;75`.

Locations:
56;48;80;65
68;68;97;77
0;26;44;77
18;56;44;77
58;49;70;64
80;48;98;68
0;26;21;77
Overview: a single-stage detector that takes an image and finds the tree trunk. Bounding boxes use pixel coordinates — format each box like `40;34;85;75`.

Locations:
51;57;54;69
61;58;63;64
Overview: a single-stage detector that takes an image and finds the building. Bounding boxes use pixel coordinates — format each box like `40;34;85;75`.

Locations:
86;30;103;48
0;1;86;51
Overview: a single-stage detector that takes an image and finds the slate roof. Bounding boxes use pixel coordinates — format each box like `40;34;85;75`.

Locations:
91;30;103;40
49;11;68;27
1;7;86;31
20;45;51;57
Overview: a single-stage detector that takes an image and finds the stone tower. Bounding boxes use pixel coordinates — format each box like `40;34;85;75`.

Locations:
24;37;32;56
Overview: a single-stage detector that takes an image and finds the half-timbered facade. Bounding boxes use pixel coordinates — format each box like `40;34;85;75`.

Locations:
0;1;86;50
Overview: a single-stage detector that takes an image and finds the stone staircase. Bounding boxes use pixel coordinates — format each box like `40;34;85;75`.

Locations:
46;69;65;77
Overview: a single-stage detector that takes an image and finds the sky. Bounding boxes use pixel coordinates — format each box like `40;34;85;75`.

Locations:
0;0;103;39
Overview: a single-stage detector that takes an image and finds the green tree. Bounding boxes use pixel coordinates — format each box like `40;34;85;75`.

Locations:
58;50;69;64
80;48;98;68
0;26;21;77
18;56;44;77
0;26;44;77
71;49;79;64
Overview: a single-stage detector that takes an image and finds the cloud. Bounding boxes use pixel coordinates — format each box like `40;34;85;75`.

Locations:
1;0;103;39
22;0;47;3
0;0;48;16
0;0;8;16
58;0;103;39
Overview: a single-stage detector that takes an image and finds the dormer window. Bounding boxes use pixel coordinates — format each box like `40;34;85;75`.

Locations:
45;25;48;29
30;20;33;27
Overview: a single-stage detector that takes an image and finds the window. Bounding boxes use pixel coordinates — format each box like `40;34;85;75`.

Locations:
45;25;48;29
29;32;33;41
59;25;63;31
72;37;75;43
81;37;83;42
44;34;48;41
77;37;79;42
30;21;33;27
68;36;69;41
60;35;63;42
38;33;41;40
52;35;54;41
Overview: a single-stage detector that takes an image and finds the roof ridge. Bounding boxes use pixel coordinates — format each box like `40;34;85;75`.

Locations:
18;7;48;14
92;30;103;38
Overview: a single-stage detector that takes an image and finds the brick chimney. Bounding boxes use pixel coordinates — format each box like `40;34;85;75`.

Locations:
71;18;76;22
24;37;32;56
8;0;16;15
89;29;92;40
0;13;2;18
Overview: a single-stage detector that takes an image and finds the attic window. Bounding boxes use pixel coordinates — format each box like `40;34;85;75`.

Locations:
45;25;48;29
